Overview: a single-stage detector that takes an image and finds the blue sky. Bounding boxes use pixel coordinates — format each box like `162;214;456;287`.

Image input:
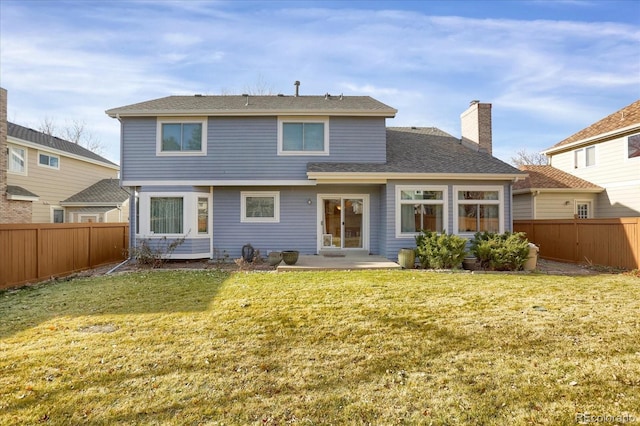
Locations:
1;0;639;164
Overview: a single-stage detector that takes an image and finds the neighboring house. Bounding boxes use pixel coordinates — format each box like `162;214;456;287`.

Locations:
106;90;525;260
512;165;603;219
0;88;122;223
541;99;640;218
61;178;130;223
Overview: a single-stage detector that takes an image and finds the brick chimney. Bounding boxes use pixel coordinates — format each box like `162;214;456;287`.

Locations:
460;100;492;154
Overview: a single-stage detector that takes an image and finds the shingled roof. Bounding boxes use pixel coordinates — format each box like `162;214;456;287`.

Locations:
7;185;39;198
106;95;397;117
62;178;129;204
308;127;525;176
546;99;640;152
8;122;117;166
513;165;602;192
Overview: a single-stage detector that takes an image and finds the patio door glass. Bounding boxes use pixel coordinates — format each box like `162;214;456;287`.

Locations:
322;197;364;249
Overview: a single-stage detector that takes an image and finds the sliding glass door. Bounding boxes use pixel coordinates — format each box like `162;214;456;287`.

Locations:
320;196;365;249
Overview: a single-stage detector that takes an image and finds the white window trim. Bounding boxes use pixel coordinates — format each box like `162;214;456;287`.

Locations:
574;146;596;169
8;145;27;175
138;191;211;237
626;133;640;162
453;185;504;236
78;214;101;223
395;185;448;238
156;117;208;156
277;116;329;156
575;200;592;219
241;191;280;223
38;151;60;170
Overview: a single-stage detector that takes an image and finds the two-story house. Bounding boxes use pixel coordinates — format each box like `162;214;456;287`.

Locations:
1;87;126;223
106;90;525;260
524;99;640;219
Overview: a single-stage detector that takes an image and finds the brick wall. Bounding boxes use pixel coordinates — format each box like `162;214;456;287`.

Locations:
0;87;33;223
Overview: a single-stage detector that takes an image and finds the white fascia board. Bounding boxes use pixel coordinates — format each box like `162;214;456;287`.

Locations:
307;172;525;182
542;123;640;155
120;179;317;187
7;136;120;170
60;202;124;207
7;194;39;201
107;109;396;118
512;187;604;195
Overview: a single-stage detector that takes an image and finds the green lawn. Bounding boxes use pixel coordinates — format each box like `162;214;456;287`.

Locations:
1;270;638;425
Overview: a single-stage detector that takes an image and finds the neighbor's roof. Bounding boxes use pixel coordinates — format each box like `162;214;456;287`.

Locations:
61;178;130;204
106;94;397;118
307;127;525;178
8;122;117;167
545;99;640;153
513;165;603;192
7;185;39;198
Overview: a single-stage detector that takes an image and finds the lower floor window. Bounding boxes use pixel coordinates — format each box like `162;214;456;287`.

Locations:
53;208;64;223
457;204;499;233
576;202;590;219
454;187;503;234
241;191;280;223
151;197;183;234
401;204;444;233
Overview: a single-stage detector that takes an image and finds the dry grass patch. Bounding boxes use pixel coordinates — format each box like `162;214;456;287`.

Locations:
1;270;638;425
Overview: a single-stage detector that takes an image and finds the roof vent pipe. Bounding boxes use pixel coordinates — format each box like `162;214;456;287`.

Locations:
294;80;300;97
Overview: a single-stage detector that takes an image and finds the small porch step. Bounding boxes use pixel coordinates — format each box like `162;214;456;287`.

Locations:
319;249;370;258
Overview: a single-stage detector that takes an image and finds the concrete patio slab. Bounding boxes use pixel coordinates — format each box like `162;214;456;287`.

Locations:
276;254;401;271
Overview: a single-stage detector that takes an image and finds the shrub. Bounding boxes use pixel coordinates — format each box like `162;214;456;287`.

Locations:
131;235;187;268
415;230;468;269
470;231;530;271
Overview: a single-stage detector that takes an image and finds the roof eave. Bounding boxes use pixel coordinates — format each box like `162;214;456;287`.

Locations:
513;187;604;195
542;122;640;155
307;172;526;183
106;109;397;118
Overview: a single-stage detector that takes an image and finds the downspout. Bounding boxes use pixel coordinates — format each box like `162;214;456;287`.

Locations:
108;114;135;274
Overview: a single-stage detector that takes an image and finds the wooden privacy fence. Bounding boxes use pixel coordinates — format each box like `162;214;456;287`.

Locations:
513;218;640;270
0;223;129;289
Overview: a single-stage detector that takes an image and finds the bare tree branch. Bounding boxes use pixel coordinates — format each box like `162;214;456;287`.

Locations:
38;118;106;155
510;148;548;167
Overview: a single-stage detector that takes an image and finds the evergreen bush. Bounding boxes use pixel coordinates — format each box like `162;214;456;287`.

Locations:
415;230;468;269
470;231;530;271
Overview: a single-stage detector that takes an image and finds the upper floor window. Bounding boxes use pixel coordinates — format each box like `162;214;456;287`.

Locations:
278;117;329;155
396;186;447;238
39;152;60;169
628;134;640;159
8;146;26;174
156;118;207;156
574;146;595;168
454;186;504;235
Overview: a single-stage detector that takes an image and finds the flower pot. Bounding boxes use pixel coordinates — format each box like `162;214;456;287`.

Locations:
462;257;478;271
282;250;299;265
398;248;415;269
267;251;283;267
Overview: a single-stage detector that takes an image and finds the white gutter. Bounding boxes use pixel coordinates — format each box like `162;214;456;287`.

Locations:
542;123;640;155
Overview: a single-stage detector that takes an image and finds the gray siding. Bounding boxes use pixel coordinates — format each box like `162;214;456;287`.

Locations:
121;116;387;182
212;185;382;259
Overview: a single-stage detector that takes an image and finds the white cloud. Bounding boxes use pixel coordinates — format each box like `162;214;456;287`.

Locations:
1;1;638;164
